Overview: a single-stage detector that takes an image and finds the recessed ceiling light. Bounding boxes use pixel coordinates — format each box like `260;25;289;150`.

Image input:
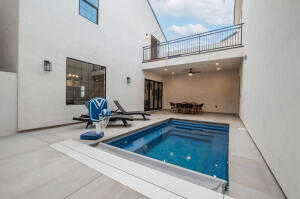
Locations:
217;67;221;71
216;62;220;66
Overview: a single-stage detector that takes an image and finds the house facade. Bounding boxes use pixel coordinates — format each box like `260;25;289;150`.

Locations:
0;0;165;132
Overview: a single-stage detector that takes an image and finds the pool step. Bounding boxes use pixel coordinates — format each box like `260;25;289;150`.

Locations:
118;131;166;152
171;120;229;130
170;130;214;142
170;120;229;134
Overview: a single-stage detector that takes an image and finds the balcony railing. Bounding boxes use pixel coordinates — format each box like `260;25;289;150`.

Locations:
143;23;243;62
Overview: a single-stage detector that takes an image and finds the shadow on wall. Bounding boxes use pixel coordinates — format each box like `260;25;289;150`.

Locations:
0;71;17;136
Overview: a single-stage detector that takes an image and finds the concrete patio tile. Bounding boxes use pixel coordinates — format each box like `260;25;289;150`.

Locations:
229;181;285;199
28;125;86;144
0;147;67;178
0;134;48;160
229;129;262;161
230;155;284;198
66;175;148;199
120;188;149;199
0;146;100;199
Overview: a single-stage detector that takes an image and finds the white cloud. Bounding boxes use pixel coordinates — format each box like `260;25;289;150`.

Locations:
168;24;208;36
150;0;234;26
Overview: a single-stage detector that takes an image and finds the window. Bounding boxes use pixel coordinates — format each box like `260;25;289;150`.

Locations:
66;58;106;105
79;0;99;24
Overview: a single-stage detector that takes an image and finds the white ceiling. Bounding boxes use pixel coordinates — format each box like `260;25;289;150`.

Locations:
144;57;243;76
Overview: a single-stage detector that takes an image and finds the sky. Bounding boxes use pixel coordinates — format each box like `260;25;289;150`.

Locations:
149;0;235;40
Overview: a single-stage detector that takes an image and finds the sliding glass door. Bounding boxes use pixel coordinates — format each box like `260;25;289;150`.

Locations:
144;79;163;111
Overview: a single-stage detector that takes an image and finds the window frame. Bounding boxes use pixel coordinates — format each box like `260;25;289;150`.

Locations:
66;57;106;105
79;0;99;25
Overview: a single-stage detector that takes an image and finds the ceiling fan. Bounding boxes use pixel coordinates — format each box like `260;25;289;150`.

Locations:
187;68;201;76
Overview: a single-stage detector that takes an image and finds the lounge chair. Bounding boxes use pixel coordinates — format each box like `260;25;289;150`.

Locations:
73;98;134;128
73;113;133;128
113;100;151;120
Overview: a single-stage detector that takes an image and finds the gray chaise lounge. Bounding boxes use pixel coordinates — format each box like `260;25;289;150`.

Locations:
113;100;151;120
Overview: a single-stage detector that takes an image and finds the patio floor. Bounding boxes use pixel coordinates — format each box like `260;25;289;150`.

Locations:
0;112;286;199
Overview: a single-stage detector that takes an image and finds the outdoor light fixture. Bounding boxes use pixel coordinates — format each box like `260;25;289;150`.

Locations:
188;72;193;76
44;60;52;72
127;77;131;84
145;34;150;39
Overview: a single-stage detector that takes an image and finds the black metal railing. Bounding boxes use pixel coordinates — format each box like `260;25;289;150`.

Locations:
143;23;243;62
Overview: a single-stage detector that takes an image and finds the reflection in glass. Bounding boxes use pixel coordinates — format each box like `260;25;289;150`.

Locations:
144;79;163;111
66;58;106;105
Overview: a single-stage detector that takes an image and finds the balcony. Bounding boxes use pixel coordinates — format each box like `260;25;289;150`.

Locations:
143;24;243;63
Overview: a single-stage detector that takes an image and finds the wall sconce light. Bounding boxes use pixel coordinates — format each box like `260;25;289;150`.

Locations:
126;77;131;84
145;34;150;39
44;60;52;72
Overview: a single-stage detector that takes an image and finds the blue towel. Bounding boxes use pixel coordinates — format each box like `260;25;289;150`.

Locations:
88;98;112;122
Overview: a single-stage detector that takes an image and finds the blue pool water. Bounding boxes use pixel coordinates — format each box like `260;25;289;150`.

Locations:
107;119;229;181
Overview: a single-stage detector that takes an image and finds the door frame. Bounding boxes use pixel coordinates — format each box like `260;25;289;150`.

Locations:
144;79;163;111
150;35;159;60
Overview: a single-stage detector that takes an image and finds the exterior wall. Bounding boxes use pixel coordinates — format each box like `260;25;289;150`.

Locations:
17;0;165;130
0;72;17;136
142;47;244;70
0;0;18;73
164;69;240;114
144;71;164;82
234;0;243;24
240;0;300;198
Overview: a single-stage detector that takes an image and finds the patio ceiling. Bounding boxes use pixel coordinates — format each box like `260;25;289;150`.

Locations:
143;57;243;76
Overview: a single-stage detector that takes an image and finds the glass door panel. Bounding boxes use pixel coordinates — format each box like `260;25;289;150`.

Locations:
144;79;163;111
144;80;149;110
149;81;154;110
153;82;158;109
158;83;163;109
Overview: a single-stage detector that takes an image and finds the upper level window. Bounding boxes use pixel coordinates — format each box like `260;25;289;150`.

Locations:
79;0;99;24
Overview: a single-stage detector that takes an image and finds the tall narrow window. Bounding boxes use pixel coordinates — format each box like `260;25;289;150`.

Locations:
66;58;106;105
79;0;99;24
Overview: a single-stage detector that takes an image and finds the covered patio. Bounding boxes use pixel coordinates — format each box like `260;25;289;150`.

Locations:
144;57;243;115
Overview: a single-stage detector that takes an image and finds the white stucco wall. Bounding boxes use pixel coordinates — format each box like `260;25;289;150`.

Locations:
144;71;164;82
163;69;240;114
0;0;18;73
234;0;243;24
240;0;300;198
0;72;17;136
17;0;165;130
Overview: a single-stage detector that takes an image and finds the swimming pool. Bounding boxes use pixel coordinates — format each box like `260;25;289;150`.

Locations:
107;119;229;181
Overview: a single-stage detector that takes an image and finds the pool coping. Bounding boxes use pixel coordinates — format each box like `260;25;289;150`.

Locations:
95;118;229;194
